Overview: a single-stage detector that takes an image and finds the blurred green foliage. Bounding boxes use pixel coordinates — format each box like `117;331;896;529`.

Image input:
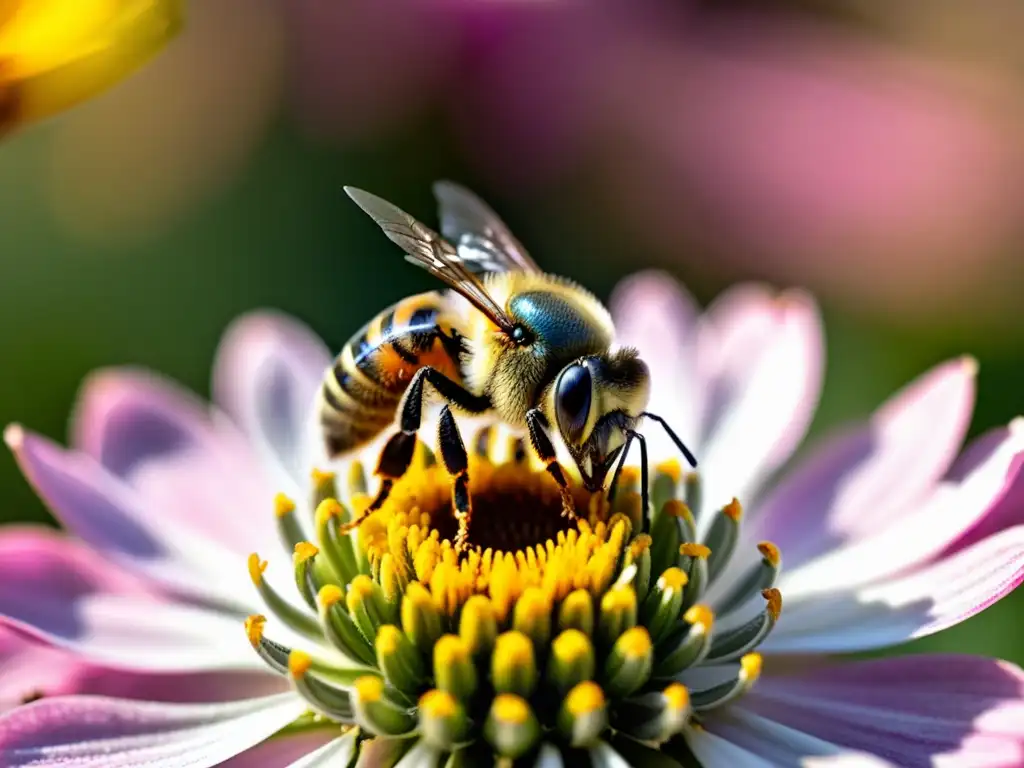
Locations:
0;115;1021;664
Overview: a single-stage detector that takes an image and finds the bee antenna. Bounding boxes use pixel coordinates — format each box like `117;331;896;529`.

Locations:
641;412;698;468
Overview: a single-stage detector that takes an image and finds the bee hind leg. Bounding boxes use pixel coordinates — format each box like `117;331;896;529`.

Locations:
526;409;578;522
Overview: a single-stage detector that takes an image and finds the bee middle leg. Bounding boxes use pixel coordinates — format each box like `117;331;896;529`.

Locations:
338;367;490;535
525;408;578;521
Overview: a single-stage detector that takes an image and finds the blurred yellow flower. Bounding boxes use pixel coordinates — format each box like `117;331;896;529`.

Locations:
0;0;181;135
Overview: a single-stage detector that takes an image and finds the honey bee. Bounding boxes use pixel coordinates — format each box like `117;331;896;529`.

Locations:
323;183;696;550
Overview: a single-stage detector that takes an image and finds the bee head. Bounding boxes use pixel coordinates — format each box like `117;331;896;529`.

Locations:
550;349;650;492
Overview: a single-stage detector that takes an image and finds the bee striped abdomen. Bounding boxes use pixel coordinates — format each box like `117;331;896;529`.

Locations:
320;292;465;457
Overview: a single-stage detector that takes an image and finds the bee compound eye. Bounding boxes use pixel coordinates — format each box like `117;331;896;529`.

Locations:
555;364;592;442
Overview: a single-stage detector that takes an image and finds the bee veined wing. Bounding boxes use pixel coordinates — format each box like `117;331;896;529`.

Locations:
345;186;516;333
433;180;542;274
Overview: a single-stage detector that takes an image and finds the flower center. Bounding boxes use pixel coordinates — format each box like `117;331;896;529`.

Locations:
244;436;784;762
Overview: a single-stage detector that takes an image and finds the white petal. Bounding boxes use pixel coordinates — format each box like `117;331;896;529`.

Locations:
0;692;304;768
766;525;1024;652
684;725;776;767
7;595;264;673
284;730;359;767
696;287;823;524
779;427;1024;598
610;271;702;462
588;741;632;768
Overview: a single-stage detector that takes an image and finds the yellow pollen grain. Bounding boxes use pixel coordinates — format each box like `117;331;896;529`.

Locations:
601;586;637;615
434;634;470;667
244;614;266;647
312;468;336;489
274;492;296;518
379;554;402;603
294;541;319;564
741;653;763;681
663;683;689;711
758;541;781;567
419;689;458;719
376;624;402;655
684;604;714;630
552;629;591;662
762;588;783;621
723;498;743;522
618;627;652;659
493;694;530;724
658;567;688;592
664;500;694;522
247;553;267;585
679;543;711;559
315;498;343;526
629;535;652;559
318;584;344;609
346;577;378;614
656;458;682;484
288;650;312;678
565;681;605;716
495;631;533;665
619;467;641;486
355;675;384;702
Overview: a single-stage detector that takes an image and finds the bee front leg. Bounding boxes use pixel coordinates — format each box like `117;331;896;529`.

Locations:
526;408;577;521
436;405;474;554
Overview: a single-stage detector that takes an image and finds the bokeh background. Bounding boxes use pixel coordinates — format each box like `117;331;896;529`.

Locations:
1;0;1022;664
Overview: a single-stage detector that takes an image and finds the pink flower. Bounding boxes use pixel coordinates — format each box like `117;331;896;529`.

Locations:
0;269;1021;766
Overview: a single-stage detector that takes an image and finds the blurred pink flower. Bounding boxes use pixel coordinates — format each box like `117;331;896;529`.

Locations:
0;269;1021;765
290;3;1024;319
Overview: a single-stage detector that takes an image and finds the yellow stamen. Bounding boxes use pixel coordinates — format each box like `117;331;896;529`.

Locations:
376;624;402;655
244;614;265;647
355;675;384;702
434;635;470;667
318;584;344;609
274;493;296;518
656;459;682;484
494;631;533;666
312;468;336;490
247;553;267;585
618;627;652;659
552;629;591;663
723;498;743;522
757;541;781;567
288;650;311;678
600;585;637;616
346;575;375;613
629;535;652;558
419;689;458;718
679;543;711;559
741;653;763;682
294;541;319;564
493;694;530;724
663;500;694;522
663;683;689;711
565;681;605;715
684;604;714;630
658;567;688;592
762;588;783;621
315;498;343;526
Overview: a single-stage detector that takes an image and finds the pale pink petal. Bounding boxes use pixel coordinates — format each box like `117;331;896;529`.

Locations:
695;285;824;522
5;427;255;608
0;692;304;768
766;525;1024;652
0;626;286;711
779;427;1024;598
223;729;345;768
738;656;1024;768
746;357;977;568
213;311;332;488
609;271;701;462
71;370;284;561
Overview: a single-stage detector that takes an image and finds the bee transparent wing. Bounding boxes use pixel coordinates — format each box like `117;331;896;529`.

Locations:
344;186;517;334
433;180;542;274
